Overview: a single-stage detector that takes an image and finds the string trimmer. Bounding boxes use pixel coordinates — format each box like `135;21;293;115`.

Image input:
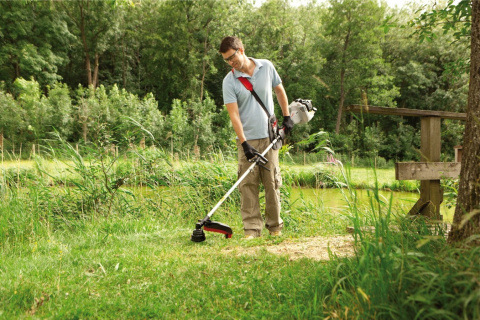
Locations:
191;99;316;242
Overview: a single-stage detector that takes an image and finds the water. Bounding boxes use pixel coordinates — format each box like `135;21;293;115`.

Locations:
290;187;455;222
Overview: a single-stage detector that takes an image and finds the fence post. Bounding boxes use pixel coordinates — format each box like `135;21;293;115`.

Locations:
411;116;443;219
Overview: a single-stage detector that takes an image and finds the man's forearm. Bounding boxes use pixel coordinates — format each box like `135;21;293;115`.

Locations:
274;84;289;116
225;102;247;143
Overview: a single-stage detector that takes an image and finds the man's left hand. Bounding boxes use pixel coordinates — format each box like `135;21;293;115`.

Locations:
282;116;294;135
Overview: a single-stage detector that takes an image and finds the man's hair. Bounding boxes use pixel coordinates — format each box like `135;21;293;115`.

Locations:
219;36;244;53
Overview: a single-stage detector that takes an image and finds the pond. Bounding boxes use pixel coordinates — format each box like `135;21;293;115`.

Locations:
290;187;455;223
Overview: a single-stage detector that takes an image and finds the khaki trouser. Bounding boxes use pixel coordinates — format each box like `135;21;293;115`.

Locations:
237;138;283;237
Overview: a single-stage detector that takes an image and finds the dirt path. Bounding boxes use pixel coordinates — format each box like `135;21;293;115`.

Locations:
223;235;356;261
221;223;452;261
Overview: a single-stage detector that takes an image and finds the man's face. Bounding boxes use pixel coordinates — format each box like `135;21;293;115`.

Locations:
221;48;244;71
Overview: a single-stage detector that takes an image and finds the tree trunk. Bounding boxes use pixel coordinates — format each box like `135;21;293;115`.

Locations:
336;68;346;134
335;29;350;134
122;34;127;89
92;52;99;88
77;0;98;88
85;53;92;86
14;60;20;79
448;0;480;244
78;1;93;87
200;37;207;101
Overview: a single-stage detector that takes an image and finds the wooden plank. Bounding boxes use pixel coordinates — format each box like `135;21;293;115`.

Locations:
345;105;467;120
420;179;443;219
395;162;461;180
421;117;441;162
408;199;431;216
417;117;443;219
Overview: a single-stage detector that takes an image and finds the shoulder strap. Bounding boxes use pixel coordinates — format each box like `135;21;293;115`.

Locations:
233;69;271;117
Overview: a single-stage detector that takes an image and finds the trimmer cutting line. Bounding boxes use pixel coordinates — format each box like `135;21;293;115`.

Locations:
191;99;316;242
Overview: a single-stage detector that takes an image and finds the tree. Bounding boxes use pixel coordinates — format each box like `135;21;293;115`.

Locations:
138;0;230;111
56;0;119;88
448;0;480;244
321;0;398;134
0;1;70;90
0;89;24;147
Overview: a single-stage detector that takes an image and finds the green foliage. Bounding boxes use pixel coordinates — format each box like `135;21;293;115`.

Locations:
0;0;469;163
0;1;68;89
410;0;471;43
164;97;233;154
0;90;25;145
320;0;400;134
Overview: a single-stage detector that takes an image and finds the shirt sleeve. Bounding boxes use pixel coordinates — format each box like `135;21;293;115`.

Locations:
222;74;237;105
269;61;282;88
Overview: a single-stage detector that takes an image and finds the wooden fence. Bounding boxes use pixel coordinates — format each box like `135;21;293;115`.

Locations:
345;104;466;220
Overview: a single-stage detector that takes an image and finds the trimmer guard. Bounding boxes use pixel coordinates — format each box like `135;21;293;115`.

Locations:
203;220;233;238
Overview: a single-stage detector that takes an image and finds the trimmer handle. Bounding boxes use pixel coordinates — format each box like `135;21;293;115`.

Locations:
251;152;270;171
253;152;268;164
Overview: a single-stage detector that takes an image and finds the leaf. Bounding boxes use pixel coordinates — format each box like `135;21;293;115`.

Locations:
357;287;370;303
321;146;335;155
459;209;480;229
407;293;431;303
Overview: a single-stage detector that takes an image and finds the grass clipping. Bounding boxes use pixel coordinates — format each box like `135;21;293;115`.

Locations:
223;235;355;261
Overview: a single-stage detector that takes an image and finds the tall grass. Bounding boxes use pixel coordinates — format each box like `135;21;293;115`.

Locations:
0;141;478;319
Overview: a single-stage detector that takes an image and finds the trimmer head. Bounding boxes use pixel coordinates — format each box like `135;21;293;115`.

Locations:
191;228;206;242
191;219;233;242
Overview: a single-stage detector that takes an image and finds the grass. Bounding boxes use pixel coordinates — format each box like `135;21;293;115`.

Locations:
1;220;330;319
0;157;417;191
1;147;478;319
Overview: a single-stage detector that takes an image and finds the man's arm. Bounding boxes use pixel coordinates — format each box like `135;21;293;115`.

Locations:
274;83;289;116
225;102;247;143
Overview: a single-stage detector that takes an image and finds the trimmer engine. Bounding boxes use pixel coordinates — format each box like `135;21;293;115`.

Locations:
289;99;316;125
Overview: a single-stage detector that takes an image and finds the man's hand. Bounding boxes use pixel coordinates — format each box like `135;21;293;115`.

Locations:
241;141;258;160
282;116;294;135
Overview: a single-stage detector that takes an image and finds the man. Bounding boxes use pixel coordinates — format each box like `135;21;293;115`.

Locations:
219;36;293;239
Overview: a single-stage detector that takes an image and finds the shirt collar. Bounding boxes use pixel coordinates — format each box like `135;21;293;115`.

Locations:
232;58;263;78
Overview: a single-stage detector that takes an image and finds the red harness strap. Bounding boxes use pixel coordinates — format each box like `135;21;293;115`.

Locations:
237;76;253;91
233;68;253;91
232;69;270;117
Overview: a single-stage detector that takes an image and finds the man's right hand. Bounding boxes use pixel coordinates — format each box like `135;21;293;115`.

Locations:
241;141;258;160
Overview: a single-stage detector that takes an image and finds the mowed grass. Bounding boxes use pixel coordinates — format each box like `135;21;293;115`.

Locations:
0;206;342;319
2;189;478;319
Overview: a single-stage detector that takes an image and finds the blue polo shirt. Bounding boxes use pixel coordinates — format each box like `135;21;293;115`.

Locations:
222;58;282;140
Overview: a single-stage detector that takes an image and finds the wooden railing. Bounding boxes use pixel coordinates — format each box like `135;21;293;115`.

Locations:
345;105;466;220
